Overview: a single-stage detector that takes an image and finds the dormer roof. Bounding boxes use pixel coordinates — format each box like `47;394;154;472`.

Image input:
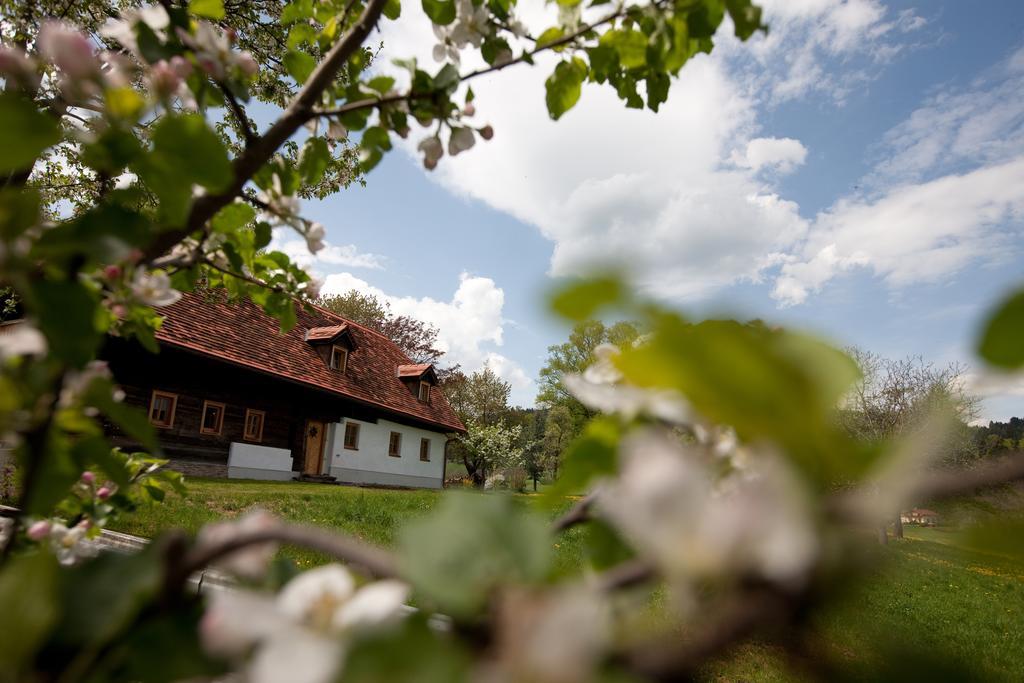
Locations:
397;363;437;382
304;324;357;349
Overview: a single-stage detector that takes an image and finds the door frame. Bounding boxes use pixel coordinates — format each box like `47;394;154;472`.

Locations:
303;419;327;475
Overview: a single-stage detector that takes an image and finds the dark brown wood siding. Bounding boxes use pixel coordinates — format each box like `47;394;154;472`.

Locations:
100;339;382;473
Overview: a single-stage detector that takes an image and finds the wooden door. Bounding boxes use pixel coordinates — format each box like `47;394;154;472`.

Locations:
303;420;326;475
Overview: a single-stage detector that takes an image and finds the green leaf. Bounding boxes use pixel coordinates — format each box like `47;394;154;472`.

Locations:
544;57;588;120
30;280;102;368
211;201;257;233
725;0;764;40
398;493;552;616
547;417;621;500
254;221;272;250
978;288;1024;368
599;29;647;69
383;0;402;20
0;187;41;240
617;316;865;485
286;23;317;49
188;0;225;19
284;50;317;84
280;0;314;24
536;26;566;49
52;545;164;648
0;552;59;673
549;275;626;321
646;72;670;112
299;137;331;184
422;0;456;25
150;113;233;192
345;617;470;683
0;93;60;173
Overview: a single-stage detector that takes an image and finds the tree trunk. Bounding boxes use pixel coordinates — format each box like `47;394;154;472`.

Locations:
893;513;904;540
533;475;538;492
877;525;888;545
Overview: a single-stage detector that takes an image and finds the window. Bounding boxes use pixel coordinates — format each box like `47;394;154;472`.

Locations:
244;409;265;442
388;431;402;457
330;345;348;372
148;390;177;428
418;381;431;403
200;400;226;435
344;422;360;450
419;438;431;462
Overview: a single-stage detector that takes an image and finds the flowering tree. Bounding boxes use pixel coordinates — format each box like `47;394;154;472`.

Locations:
2;1;1024;681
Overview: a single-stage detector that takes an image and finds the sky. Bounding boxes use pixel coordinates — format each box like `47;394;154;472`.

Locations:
275;0;1024;420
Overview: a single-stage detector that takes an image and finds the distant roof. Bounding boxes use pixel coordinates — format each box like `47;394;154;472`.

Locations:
912;509;940;516
151;290;465;433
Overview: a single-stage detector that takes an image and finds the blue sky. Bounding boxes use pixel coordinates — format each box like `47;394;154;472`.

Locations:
278;0;1024;419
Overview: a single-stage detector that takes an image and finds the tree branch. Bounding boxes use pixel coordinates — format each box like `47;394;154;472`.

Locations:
168;520;399;590
140;0;389;263
217;81;256;145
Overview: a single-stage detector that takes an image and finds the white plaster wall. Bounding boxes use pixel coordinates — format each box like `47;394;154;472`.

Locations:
228;442;294;481
328;417;446;488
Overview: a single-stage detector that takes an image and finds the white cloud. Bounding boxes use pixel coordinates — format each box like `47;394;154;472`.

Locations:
270;235;384;270
739;0;929;104
773;158;1024;306
732;137;808;173
320;271;535;402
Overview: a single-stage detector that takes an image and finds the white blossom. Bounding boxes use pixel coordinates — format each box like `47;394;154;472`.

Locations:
431;0;492;63
197;508;280;580
599;429;816;586
326;120;348;141
99;5;170;59
305;278;323;300
417;135;444;169
563;343;691;423
49;521;99;565
0;47;40;90
131;269;182;307
448;127;476;156
305;222;326;254
201;564;410;683
59;360;112;408
176;21;255;81
0;323;47;358
257;173;303;228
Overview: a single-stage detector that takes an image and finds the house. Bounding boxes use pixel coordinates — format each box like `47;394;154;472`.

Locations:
101;290;465;488
900;508;941;526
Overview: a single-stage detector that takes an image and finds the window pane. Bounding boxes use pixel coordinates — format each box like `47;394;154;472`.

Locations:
389;432;401;456
420;438;430;461
203;403;223;433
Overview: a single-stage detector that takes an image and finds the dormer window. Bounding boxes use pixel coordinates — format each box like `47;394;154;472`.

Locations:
418;381;431;403
329;345;348;372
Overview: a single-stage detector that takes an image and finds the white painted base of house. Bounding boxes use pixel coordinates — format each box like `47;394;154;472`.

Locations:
329;467;442;489
227;442;294;481
227;466;295;481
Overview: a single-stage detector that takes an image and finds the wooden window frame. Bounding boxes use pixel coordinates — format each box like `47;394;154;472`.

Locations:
388;431;402;458
344;422;360;450
329;345;348;372
148;390;178;429
419;437;431;462
200;400;226;436
418;381;431;403
243;409;265;442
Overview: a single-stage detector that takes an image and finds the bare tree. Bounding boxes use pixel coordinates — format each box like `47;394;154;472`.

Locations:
841;348;980;540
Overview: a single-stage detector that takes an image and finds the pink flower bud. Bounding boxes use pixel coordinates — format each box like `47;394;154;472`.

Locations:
235;51;258;77
81;471;95;485
149;59;182;98
463;102;476;117
103;264;122;280
39;21;98;79
479;124;494;141
111;304;128;319
0;47;39;91
170;55;193;78
424;157;437;170
97;486;112;500
128;249;144;263
27;520;52;541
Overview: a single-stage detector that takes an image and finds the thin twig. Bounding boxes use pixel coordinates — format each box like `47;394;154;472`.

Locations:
170;521;399;585
551;490;597;532
217;81;256;145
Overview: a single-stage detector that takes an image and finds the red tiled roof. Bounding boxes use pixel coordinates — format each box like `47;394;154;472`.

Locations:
397;363;433;378
152;291;465;433
304;324;349;342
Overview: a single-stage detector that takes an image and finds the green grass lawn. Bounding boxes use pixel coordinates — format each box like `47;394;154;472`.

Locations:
110;479;1024;681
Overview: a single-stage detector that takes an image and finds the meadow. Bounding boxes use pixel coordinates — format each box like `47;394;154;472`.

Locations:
110;478;1024;682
